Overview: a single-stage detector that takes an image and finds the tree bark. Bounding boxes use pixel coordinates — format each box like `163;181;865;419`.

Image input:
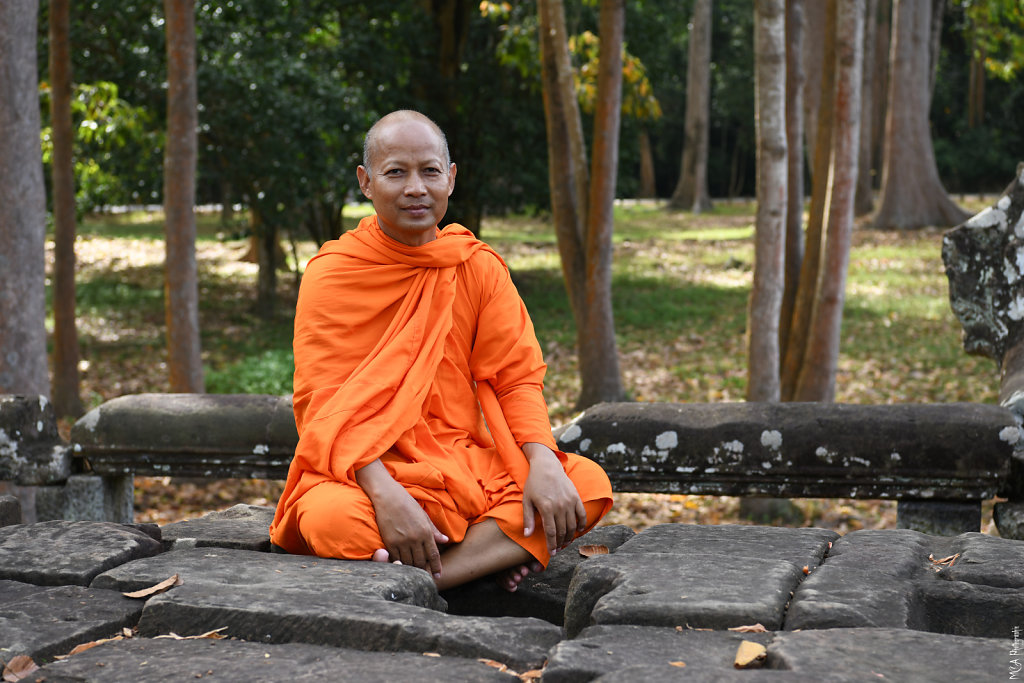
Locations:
49;0;84;417
747;0;788;403
538;0;625;409
779;0;806;362
163;0;204;392
577;0;627;409
872;0;970;230
669;0;713;213
781;0;838;401
801;0;826;170
854;0;878;217
0;0;50;398
637;129;656;198
792;0;864;402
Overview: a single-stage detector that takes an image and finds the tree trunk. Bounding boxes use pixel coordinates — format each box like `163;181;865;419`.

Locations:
779;0;806;361
792;0;864;402
801;0;826;170
538;0;625;409
854;0;878;217
0;0;50;398
255;209;278;318
780;0;838;401
49;0;83;417
538;0;587;321
669;0;713;213
967;28;985;129
577;0;627;409
871;0;891;190
163;0;204;392
747;0;788;403
637;129;656;198
872;0;970;230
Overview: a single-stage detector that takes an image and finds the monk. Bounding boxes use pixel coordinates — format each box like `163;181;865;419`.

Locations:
270;110;612;592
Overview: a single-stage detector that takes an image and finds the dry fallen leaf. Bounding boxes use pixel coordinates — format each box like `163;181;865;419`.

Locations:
122;574;183;599
153;627;227;641
669;661;687;668
68;636;124;656
728;623;768;633
578;544;609;557
734;641;767;669
422;652;441;657
928;553;960;567
518;669;543;681
2;656;39;682
477;658;510;673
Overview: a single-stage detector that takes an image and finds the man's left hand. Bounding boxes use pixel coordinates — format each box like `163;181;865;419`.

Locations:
521;442;586;555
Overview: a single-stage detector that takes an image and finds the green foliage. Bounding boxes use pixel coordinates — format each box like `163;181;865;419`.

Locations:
206;348;294;395
39;81;156;212
956;0;1024;80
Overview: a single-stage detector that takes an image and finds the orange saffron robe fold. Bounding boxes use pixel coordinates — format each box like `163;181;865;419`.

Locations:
270;215;612;565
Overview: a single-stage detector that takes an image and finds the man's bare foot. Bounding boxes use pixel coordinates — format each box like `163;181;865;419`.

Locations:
371;548;390;563
496;560;544;592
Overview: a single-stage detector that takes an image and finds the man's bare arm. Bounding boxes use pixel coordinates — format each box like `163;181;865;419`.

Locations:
521;442;587;554
354;459;448;577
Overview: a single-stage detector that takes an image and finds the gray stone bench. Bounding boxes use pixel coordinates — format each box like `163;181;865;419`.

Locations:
63;393;1023;538
553;401;1023;538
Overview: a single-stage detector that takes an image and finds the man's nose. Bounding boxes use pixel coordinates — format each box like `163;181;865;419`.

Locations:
404;172;428;195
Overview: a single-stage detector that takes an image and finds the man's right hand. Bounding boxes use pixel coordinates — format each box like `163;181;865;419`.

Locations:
355;459;448;578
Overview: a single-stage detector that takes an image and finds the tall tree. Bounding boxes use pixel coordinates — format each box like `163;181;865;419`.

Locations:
538;0;626;409
669;0;713;212
746;0;788;402
779;0;806;360
854;0;879;216
163;0;204;392
49;0;84;417
0;0;50;397
872;0;970;229
791;0;864;401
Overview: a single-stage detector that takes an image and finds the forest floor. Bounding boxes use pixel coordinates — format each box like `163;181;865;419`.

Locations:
56;198;1004;535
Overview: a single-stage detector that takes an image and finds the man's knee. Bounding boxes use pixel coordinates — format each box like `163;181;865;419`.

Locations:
295;482;382;559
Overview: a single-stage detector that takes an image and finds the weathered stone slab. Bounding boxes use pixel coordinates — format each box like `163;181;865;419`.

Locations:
995;500;1024;539
591;666;858;682
71;393;297;479
896;500;982;536
614;523;838;566
543;624;773;683
787;529;1024;636
0;395;71;485
91;546;443;608
0;581;143;663
564;552;803;638
0;494;20;526
158;503;274;551
0;521;163;586
34;638;515;682
563;525;837;638
768;627;1010;680
89;547;559;670
443;524;636;624
554;402;1015;500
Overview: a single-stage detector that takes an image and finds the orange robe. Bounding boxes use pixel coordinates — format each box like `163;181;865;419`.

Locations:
270;215;612;565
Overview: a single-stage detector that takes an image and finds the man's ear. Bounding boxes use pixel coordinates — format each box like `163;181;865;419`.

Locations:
447;162;457;197
356;166;372;199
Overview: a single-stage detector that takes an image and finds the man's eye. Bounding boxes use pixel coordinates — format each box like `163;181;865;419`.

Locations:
384;169;403;176
424;167;441;175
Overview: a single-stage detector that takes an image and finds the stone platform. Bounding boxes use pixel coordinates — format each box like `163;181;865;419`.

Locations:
2;505;1021;681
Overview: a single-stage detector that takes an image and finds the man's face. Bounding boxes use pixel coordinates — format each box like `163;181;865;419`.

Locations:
356;119;456;247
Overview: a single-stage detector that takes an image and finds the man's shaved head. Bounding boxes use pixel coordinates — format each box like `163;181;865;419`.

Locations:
362;110;451;174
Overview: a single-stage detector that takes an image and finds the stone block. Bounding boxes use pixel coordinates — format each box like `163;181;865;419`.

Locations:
544;624;773;683
769;627;1010;680
90;547;559;671
158;503;274;551
34;485;67;521
0;494;20;526
995;500;1024;539
0;520;162;586
555;401;1014;500
0;580;144;663
35;638;515;682
897;500;981;535
0;395;71;486
72;393;297;479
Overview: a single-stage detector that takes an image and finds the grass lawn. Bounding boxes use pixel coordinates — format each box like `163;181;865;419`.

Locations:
55;198;1002;530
